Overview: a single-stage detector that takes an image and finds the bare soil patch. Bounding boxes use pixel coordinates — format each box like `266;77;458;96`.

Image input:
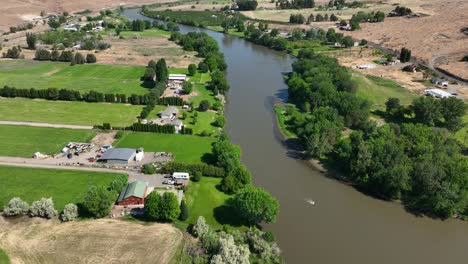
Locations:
0;217;183;264
91;132;117;145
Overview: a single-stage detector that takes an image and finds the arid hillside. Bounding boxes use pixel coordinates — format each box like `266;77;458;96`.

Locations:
0;0;175;32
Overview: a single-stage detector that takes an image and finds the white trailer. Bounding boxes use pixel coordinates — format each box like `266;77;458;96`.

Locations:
172;172;190;180
425;88;453;99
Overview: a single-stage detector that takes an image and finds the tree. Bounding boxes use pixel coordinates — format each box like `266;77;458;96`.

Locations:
35;49;51;60
188;63;197;76
232;187;279;225
50;50;59;61
182;81;193;94
212;139;241;172
156;58;168;82
179;200;189;220
385;97;401;114
237;0;258;11
86;53;97;63
61;203;78;222
214;115;226;128
192;170;202;182
74;52;85;64
145;191;162;220
350;20;360;30
83;185;115;218
26;33;37;49
341;36;354;47
439;97;467;131
211;235;250;264
144;67;156;81
199;100;211;111
315;14;324;22
221;165;252;194
158;192;180;221
30;198;58;218
193;216;209;237
330;13;338;21
400;47;412;62
109;174;128;192
142;163;156;174
48;19;61;29
3;197;29;216
411;96;442;126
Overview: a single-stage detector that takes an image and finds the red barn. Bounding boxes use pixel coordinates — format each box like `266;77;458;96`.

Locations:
117;181;148;206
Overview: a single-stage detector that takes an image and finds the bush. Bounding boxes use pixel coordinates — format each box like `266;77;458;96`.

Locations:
214;115;226;127
192;170;202;182
142;163;156;174
61;203;78;222
83;185;115;218
198;100;211;111
30;198;58;218
188;63;197;76
74;52;85;64
182;81;193;94
145;192;180;221
86;53;97;63
193;216;209;237
3;197;29;216
109;174;128;192
35;49;51;61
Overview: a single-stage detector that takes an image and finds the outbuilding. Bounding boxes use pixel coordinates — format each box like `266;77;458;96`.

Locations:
117;181;148;206
99;148;136;164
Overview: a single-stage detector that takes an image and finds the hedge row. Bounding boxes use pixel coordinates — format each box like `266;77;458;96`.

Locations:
161;162;226;177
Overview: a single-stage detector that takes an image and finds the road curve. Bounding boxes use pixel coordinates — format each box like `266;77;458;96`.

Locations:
0;121;93;130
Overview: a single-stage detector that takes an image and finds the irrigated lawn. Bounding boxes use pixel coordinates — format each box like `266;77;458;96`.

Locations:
353;73;418;110
0;98;142;126
189;84;217;106
185;111;219;136
0;166;123;210
0;61;148;95
0;248;9;264
169;68;211;83
114;132;215;163
0;125;96;157
120;29;171;38
183;177;232;229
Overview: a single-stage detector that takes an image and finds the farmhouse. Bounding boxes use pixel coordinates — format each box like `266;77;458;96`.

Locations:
117;181;148;206
158;106;179;119
431;77;449;87
99;148;136;164
151;118;184;133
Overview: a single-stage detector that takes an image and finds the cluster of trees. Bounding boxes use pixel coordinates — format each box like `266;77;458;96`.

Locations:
83;175;127;218
278;0;315;9
244;24;289;51
144;58;169;85
236;0;258;11
389;6;412;17
9;23;34;33
3;197;79;222
399;47;412;63
348;10;385;30
144;192;181;222
307;13;338;23
2;46;22;59
48;15;67;29
189;216;282;263
162;162;226;178
130;123;176;134
289;14;305;24
35;49;97;64
131;19;152;31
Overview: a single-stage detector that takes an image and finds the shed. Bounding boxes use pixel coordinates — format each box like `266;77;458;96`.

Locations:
168;74;188;82
117;181;148;206
99;148;136;164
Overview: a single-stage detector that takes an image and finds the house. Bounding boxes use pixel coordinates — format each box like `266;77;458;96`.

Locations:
431;77;449;87
117;181;148;206
425;88;453;98
150;117;184;133
99;148;136;164
158;106;179;119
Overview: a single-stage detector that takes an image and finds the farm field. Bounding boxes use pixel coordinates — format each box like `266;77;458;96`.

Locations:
0;166;122;210
0;61;148;95
0;97;142;126
120;28;171;39
114;132;215;164
183;177;234;229
353;73;418;110
0;125;95;157
0;217;182;264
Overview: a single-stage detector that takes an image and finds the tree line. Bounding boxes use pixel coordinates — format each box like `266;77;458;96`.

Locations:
283;48;468;219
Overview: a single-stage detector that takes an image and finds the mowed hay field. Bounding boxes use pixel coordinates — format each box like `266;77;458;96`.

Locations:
0;61;148;95
0;125;95;157
114;132;215;164
0;218;182;264
0;98;142;126
0;166;122;210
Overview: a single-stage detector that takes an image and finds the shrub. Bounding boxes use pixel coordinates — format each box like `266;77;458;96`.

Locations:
145;192;180;221
61;203;78;222
182;81;193;94
192;170;202;182
3;197;29;216
214;116;226;127
35;49;51;61
74;52;86;64
30;198;58;218
193;216;209;237
142;163;156;174
211;235;250;264
83;185;115;218
188;63;197;76
179;200;189;220
109;174;128;192
198;100;211;111
86;53;97;63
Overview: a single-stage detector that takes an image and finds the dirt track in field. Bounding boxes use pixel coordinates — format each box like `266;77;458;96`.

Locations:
0;217;182;264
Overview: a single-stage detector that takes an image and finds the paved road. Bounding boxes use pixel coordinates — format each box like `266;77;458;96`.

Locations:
0;121;93;130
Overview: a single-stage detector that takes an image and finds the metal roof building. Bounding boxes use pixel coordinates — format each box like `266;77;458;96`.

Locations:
99;148;136;164
117;181;148;206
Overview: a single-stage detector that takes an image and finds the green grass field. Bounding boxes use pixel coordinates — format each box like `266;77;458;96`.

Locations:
353;73;418;110
185;111;219;136
0;166;123;210
169;68;211;83
189;84;217;106
0;98;142;126
0;125;95;157
120;29;171;39
183;177;232;229
0;61;148;95
0;249;9;264
114;132;215;163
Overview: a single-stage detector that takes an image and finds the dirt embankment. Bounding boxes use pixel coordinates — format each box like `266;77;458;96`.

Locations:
0;0;177;32
0;217;183;264
344;0;468;80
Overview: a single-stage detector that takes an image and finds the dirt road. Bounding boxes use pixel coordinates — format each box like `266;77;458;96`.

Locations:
0;121;93;130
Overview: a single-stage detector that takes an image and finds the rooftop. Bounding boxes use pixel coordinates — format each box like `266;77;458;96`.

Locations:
117;181;147;202
159;106;179;117
100;148;135;161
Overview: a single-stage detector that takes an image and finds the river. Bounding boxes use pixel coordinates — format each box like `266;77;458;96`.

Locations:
123;9;468;264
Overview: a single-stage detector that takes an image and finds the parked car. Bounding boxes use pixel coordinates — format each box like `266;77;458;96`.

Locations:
163;180;175;185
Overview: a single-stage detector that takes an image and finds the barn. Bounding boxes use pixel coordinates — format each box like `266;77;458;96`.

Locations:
117;181;148;206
